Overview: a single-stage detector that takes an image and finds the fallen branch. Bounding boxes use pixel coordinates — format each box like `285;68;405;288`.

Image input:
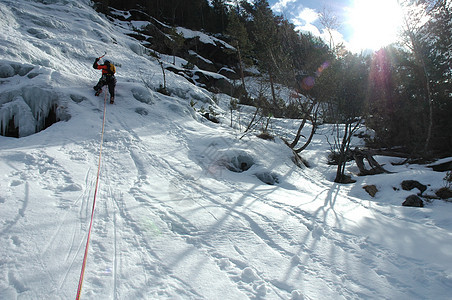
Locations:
353;148;392;176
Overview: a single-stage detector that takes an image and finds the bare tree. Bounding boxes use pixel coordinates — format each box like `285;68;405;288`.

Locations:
319;6;341;51
285;94;320;153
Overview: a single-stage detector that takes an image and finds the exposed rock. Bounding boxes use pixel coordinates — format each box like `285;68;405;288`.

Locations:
187;51;217;72
428;160;452;172
402;195;424;207
194;70;233;95
165;66;235;96
363;185;378;197
256;132;274;141
401;180;427;194
165;66;195;84
436;187;452;199
202;113;219;124
218;67;240;80
184;36;237;71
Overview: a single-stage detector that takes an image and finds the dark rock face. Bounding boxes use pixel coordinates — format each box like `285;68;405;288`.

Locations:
218;67;240;80
402;195;424;207
401;180;427;194
194;71;234;95
184;37;237;72
164;67;235;96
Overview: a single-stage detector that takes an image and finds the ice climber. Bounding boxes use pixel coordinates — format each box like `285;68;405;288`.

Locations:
93;57;116;104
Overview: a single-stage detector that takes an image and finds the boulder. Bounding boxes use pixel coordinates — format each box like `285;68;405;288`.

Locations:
436;187;452;199
402;195;424;207
401;180;427;194
363;185;378;197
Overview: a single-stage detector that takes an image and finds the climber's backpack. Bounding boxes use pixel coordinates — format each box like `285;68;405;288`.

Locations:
107;62;116;75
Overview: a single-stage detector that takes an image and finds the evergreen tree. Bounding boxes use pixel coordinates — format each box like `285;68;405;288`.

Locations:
422;0;452;155
398;0;439;155
366;46;429;154
165;27;185;65
244;0;288;111
365;0;452;156
211;0;229;33
226;9;253;94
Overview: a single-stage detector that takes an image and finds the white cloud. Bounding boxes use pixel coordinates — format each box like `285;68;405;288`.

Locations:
293;13;348;50
271;0;297;13
295;22;321;36
297;7;319;24
292;7;320;36
320;28;348;48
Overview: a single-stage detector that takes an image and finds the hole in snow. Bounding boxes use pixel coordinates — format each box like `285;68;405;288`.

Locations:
135;107;149;116
70;94;87;103
226;154;254;173
255;172;279;185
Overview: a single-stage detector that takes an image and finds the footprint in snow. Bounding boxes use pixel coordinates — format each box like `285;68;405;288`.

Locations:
311;226;324;240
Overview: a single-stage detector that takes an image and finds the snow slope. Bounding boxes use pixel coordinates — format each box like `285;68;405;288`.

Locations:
1;1;452;299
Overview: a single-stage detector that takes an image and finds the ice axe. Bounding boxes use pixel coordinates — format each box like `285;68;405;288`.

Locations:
97;51;107;60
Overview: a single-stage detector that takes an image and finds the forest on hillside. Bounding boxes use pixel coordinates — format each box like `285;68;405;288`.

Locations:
94;0;452;165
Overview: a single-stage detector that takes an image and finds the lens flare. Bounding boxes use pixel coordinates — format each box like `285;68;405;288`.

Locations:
348;0;403;51
301;76;315;90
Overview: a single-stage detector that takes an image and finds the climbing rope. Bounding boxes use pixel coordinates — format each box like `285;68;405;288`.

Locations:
76;89;108;299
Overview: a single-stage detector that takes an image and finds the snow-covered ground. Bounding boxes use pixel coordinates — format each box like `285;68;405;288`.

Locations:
1;1;452;299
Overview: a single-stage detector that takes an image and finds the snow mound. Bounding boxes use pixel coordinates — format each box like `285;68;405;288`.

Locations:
0;60;70;137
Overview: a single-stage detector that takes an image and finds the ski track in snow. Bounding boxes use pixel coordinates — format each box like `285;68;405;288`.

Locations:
1;87;451;299
79;101;451;299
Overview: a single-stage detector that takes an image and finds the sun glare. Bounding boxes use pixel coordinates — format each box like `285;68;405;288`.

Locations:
348;0;403;52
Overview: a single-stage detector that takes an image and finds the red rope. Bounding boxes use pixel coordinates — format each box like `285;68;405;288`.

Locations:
76;90;108;299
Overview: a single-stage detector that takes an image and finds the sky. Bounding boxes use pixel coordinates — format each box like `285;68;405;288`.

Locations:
268;0;404;53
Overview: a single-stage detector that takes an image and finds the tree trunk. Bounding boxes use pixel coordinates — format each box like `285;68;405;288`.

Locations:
334;121;361;183
289;118;307;148
294;104;319;153
422;63;433;154
159;60;166;90
240;107;261;139
237;45;246;93
295;123;316;153
269;72;277;105
334;123;350;183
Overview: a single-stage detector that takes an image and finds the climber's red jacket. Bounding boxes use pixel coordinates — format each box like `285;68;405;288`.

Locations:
93;61;110;75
